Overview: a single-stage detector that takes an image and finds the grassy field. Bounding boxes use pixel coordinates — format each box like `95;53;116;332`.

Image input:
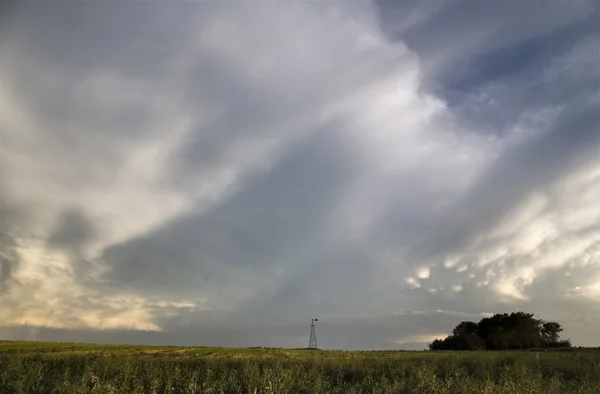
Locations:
1;341;600;393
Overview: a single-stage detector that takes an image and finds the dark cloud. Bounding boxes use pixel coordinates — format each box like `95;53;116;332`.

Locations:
48;209;95;255
376;0;598;77
0;199;20;293
0;244;17;293
376;0;600;131
100;127;357;299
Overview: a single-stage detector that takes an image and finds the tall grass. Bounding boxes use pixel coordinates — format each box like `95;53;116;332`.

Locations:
1;342;599;393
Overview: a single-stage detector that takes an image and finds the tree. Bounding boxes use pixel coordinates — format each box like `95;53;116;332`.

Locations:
428;312;570;351
453;321;479;336
452;321;485;350
541;322;564;347
428;339;446;350
428;321;485;350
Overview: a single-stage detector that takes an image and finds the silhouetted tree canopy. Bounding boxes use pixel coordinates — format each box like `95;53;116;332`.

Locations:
429;312;571;350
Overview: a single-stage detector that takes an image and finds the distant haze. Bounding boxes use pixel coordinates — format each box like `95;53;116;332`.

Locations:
1;0;599;349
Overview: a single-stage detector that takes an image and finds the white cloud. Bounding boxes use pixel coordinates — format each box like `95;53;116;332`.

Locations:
417;267;431;279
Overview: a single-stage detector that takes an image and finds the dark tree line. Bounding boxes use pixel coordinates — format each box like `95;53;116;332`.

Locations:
429;312;571;350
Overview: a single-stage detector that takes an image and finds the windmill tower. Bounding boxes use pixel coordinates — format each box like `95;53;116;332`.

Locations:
308;318;318;349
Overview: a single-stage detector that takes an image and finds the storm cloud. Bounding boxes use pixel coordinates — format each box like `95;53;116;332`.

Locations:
0;0;599;349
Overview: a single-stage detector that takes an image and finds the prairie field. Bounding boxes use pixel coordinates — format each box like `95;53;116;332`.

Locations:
1;341;600;393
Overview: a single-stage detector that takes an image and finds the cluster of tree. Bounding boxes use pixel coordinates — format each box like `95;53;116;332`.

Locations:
429;312;571;350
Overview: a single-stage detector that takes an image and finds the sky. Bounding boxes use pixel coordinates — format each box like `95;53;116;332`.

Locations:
0;0;599;350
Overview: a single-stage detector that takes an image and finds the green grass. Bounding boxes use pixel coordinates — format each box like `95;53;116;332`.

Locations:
1;341;600;393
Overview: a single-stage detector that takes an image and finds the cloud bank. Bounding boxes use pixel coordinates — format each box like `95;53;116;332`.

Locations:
0;0;599;349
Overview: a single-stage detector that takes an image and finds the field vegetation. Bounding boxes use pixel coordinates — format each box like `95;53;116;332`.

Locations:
1;340;600;393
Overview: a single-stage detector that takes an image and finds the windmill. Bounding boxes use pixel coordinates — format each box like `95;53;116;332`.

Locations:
308;318;318;349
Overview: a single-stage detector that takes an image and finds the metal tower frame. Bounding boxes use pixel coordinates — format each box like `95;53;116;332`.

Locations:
309;318;318;349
